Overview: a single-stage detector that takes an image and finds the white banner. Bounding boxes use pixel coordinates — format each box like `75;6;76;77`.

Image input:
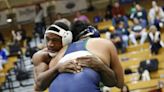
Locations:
15;6;36;22
0;10;8;25
55;0;88;14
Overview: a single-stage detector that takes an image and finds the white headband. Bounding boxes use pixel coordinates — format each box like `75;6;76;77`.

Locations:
45;24;66;37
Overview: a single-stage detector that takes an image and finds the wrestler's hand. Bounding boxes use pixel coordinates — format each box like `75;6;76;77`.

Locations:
56;60;82;73
76;56;105;72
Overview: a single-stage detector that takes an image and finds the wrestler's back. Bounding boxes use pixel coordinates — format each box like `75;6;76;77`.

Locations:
49;38;112;92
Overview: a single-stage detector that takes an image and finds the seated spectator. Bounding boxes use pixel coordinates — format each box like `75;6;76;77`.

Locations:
104;1;113;20
106;26;126;53
0;32;5;44
148;25;164;55
93;11;104;23
54;13;71;28
111;1;129;28
129;2;137;19
141;69;151;81
116;21;129;48
74;11;90;24
133;3;147;28
34;4;46;39
129;18;147;45
0;42;8;70
149;1;164;31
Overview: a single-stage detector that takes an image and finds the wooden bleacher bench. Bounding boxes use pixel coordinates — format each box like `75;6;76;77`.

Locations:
0;73;6;86
119;49;151;61
124;68;164;83
111;79;164;92
0;56;18;88
124;73;140;83
151;69;164;79
121;54;164;69
126;43;149;53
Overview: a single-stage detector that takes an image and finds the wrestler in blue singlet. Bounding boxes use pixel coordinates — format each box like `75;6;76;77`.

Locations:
49;39;101;92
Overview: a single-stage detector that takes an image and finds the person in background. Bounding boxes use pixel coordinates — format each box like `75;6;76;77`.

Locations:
0;42;8;70
106;25;126;53
93;11;104;23
149;0;164;31
11;30;22;45
133;3;147;28
16;24;27;47
74;11;90;24
34;4;46;40
54;13;71;28
104;1;113;20
111;1;129;28
116;21;129;49
148;25;164;55
129;18;147;45
0;32;5;44
129;2;137;19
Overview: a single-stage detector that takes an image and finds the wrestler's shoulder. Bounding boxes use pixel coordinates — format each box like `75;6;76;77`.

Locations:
88;38;113;45
32;48;49;63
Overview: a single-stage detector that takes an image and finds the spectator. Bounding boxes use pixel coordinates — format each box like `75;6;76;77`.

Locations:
116;21;129;48
11;30;22;44
129;18;147;45
17;24;27;46
149;1;164;31
93;11;104;23
106;26;126;53
74;11;90;24
104;1;113;20
54;13;71;28
111;1;129;28
34;4;46;39
0;42;8;70
129;2;137;19
148;25;164;55
133;3;148;28
141;69;151;81
0;32;5;44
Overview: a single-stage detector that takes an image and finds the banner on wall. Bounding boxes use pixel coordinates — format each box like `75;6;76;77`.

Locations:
15;6;36;22
0;10;8;25
55;0;88;14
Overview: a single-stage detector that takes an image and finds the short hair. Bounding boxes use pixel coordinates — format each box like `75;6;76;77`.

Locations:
71;21;89;42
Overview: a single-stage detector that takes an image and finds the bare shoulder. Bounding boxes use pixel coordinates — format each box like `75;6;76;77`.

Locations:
89;38;114;48
32;48;49;66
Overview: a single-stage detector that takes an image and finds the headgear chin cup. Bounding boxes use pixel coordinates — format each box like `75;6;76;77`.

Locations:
45;24;72;46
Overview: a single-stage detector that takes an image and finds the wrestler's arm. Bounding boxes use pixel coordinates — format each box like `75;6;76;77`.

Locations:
32;52;59;91
76;55;117;87
99;62;117;87
108;41;124;88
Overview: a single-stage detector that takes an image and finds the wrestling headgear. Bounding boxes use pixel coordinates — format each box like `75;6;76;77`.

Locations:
76;26;100;39
45;24;72;46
